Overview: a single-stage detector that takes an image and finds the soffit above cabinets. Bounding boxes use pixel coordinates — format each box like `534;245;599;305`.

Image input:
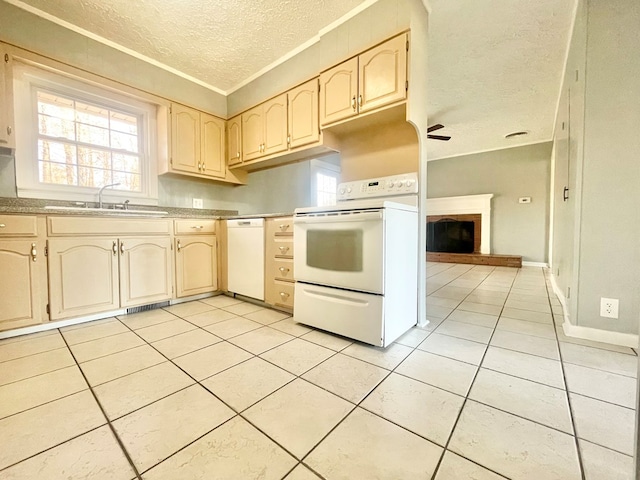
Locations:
10;0;576;161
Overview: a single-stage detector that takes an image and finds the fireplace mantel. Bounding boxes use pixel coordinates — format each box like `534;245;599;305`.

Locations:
426;194;493;254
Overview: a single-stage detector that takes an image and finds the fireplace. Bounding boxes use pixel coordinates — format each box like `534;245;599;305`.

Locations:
426;214;482;253
426;194;493;254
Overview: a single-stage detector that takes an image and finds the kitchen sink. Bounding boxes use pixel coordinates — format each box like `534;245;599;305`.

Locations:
44;206;169;216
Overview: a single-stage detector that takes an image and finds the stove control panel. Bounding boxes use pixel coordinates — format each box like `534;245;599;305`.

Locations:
337;173;419;200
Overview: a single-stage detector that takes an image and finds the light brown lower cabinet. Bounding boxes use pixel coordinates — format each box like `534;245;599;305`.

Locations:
175;235;218;298
0;238;47;331
265;217;294;312
48;236;172;320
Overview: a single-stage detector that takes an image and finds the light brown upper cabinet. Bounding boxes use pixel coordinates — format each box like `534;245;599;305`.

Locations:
0;45;15;149
242;93;288;162
288;78;320;149
168;103;225;179
320;34;407;126
226;115;242;166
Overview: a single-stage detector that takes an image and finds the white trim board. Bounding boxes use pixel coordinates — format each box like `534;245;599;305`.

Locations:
522;261;549;268
550;272;638;348
426;194;493;254
562;321;639;349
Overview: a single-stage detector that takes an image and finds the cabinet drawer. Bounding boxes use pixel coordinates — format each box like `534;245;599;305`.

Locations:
174;219;216;234
0;215;38;236
271;217;293;236
270;258;294;282
273;280;294;309
268;238;293;258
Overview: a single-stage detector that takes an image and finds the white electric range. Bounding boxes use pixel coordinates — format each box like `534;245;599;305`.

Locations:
293;173;419;347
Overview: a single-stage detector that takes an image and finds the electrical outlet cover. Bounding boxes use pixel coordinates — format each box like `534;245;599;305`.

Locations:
600;297;619;319
192;198;203;209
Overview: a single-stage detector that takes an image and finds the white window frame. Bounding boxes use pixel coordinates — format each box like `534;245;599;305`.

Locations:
13;62;159;205
310;158;341;207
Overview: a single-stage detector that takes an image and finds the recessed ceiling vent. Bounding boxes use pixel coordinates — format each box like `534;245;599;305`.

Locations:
505;131;529;139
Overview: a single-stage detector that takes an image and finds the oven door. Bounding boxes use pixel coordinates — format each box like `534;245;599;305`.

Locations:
293;209;384;294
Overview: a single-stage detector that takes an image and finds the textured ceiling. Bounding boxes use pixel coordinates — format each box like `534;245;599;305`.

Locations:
12;0;365;92
10;0;576;160
426;0;575;160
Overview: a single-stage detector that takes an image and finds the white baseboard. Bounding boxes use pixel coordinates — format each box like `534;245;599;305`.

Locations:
562;321;639;348
522;261;549;268
549;273;638;348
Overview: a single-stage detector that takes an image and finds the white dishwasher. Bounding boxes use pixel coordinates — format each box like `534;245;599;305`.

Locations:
227;218;265;300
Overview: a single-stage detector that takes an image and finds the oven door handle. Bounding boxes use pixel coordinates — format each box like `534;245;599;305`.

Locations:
304;288;372;305
294;211;382;224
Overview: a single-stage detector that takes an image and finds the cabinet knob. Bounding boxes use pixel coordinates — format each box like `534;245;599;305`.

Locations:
279;267;290;274
202;163;206;170
177;240;182;252
6;126;11;136
0;223;5;228
358;95;363;108
31;243;37;262
120;242;125;254
278;224;289;232
236;151;240;159
279;292;289;299
278;246;289;254
112;241;118;256
198;162;202;170
351;96;356;111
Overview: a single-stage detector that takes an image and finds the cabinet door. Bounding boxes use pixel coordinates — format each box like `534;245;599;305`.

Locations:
263;94;288;156
119;237;172;308
319;57;358;126
288;79;319;149
242;106;264;161
201;113;225;178
0;239;45;330
226;115;242;166
358;34;407;113
171;103;200;174
175;235;218;298
48;238;120;320
0;46;14;149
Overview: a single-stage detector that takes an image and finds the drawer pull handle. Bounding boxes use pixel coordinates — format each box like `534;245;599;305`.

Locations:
278;267;290;274
237;151;240;159
120;242;125;254
351;96;356;111
278;246;289;254
0;223;5;228
358;95;363;107
31;243;37;262
278;224;289;231
177;240;182;252
112;241;118;256
202;163;206;170
191;225;204;229
198;162;202;170
280;292;290;299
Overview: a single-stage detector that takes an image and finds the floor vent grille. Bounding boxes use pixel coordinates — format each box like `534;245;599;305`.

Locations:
126;301;169;315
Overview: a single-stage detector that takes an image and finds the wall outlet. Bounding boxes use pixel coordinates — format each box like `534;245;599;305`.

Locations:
192;198;203;209
600;297;619;319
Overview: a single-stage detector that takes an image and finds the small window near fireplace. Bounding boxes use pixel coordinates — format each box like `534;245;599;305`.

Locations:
427;219;475;253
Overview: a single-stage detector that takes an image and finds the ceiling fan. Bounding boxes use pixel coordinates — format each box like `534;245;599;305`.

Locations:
427;124;451;141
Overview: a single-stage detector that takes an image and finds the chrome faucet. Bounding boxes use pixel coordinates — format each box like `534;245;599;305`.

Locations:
98;183;120;209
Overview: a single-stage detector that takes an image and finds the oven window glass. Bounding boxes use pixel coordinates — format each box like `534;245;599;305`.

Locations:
307;229;363;272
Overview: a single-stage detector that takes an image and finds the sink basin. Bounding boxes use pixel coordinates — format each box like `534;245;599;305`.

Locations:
44;206;168;216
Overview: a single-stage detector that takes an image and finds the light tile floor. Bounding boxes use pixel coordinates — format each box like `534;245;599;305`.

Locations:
0;263;636;479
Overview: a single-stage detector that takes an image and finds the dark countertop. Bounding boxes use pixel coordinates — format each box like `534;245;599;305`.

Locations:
0;197;293;219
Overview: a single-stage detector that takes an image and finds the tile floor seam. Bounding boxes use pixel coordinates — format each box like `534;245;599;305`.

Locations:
558;339;637;357
0;423;107;474
0;344;66;364
72;343;146;365
0;386;91;422
58;333;143;480
560;358;638;379
546;274;587;480
427;265;515;480
0;363;77;389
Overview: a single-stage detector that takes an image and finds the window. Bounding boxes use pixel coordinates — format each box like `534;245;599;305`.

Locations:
310;158;340;207
14;62;158;204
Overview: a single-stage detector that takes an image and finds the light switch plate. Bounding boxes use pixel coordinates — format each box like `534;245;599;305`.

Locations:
519;197;532;204
192;198;203;209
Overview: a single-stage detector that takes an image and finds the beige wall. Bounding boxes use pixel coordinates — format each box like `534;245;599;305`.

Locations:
427;142;552;263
